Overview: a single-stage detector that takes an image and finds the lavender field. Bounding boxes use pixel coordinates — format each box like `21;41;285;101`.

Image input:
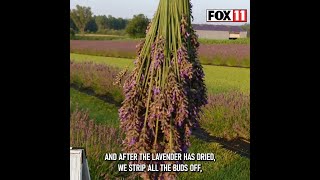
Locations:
70;61;249;140
70;60;250;179
70;40;250;67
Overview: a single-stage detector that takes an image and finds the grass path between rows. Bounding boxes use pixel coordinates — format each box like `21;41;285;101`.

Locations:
71;88;250;179
70;53;250;94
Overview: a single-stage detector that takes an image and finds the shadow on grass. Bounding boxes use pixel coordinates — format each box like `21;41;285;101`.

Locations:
192;127;250;159
70;83;122;107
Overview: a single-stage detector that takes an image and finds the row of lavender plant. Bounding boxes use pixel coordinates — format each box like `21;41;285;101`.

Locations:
70;107;134;179
70;61;126;104
200;91;250;140
70;41;250;68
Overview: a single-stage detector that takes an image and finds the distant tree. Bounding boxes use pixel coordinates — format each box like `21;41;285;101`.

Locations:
114;17;128;30
106;15;116;30
241;23;250;37
126;14;149;38
95;15;108;31
70;17;78;32
85;18;98;33
70;5;93;34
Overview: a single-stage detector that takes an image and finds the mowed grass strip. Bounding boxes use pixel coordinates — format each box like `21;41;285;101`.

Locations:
70;88;250;179
70;53;250;94
178;137;250;180
70;88;119;127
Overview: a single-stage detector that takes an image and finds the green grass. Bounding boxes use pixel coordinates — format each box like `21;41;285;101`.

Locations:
198;38;250;45
70;88;119;127
70;53;250;94
178;137;250;180
71;88;250;179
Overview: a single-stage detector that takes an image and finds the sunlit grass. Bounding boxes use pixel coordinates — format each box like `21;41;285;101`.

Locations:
70;53;250;94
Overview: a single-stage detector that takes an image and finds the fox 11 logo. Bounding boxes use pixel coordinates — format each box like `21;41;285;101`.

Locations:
206;9;247;22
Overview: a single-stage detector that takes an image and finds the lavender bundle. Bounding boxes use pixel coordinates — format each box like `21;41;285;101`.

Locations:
119;0;207;179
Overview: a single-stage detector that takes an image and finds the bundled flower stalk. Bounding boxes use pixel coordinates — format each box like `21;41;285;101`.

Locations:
119;0;207;179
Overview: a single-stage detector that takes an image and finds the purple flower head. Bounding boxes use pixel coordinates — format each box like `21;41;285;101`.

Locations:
180;70;188;78
182;145;188;153
151;43;156;51
172;92;176;101
119;109;128;121
150;114;156;119
153;87;160;96
178;121;182;127
129;138;136;146
154;52;164;69
168;106;174;113
177;48;183;64
193;109;197;115
159;53;164;60
124;80;136;93
194;121;200;128
187;129;192;136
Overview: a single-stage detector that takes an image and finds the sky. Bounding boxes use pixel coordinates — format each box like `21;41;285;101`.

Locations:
70;0;250;25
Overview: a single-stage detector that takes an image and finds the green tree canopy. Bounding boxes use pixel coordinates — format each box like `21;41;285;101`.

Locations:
95;15;108;31
70;5;93;34
70;17;78;32
95;15;129;32
85;18;98;33
126;14;149;38
241;23;250;37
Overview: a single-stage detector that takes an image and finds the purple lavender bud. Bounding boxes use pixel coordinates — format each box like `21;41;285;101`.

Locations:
129;138;136;146
154;61;160;69
178;56;182;64
169;106;174;113
177;48;183;64
160;53;164;60
153;87;160;96
182;145;188;153
173;93;176;101
193;109;197;115
187;129;192;136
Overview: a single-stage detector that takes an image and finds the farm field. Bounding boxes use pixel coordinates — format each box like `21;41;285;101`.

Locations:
70;53;250;94
71;89;250;179
70;40;250;67
70;53;250;179
72;34;250;44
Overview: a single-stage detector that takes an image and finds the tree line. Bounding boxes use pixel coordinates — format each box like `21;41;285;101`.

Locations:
70;5;150;38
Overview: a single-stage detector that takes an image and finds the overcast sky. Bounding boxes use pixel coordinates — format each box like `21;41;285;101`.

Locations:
70;0;250;25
